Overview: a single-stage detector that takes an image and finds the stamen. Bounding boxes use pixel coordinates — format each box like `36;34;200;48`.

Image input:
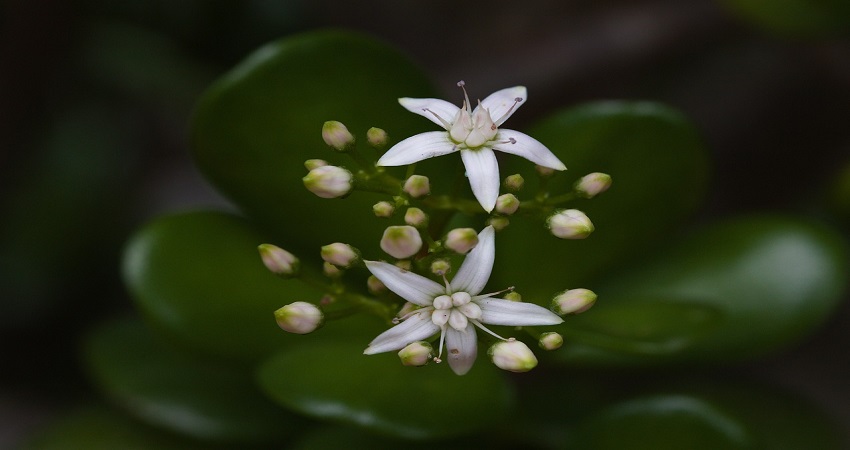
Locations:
423;108;452;130
437;326;447;359
472;286;515;301
494;97;523;126
394;307;430;324
457;80;471;111
433;357;442;363
497;137;517;145
471;319;509;341
443;275;452;294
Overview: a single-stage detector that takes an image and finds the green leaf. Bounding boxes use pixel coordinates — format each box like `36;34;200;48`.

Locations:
191;30;452;256
289;425;487;450
552;216;847;366
257;341;513;440
492;101;710;297
122;210;383;362
719;0;850;36
82;317;305;443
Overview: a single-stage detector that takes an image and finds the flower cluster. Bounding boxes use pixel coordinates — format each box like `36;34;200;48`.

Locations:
261;82;612;375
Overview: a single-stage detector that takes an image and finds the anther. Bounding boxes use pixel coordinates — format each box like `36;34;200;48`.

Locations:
457;80;471;110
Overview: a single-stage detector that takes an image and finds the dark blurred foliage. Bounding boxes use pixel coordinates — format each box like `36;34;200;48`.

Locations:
1;0;848;447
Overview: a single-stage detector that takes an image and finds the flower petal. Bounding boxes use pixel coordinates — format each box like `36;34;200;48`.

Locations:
477;86;527;126
376;131;457;167
450;226;495;295
460;148;500;212
492;129;566;171
399;97;460;129
476;298;565;326
364;310;440;354
365;260;444;306
445;323;478;375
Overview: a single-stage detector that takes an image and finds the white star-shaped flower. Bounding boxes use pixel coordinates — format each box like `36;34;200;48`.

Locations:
363;226;564;375
377;82;567;212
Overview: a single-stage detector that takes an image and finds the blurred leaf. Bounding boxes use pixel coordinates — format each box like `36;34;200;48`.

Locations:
257;340;513;440
552;216;847;366
492;101;709;298
719;0;850;36
83;317;305;442
192;29;456;258
289;425;493;450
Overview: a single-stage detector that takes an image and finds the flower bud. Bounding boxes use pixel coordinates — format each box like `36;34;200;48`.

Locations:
552;288;597;315
430;259;451;276
320;242;359;268
323;261;341;278
495;194;520;215
504;174;524;192
404;207;428;228
444;228;478;254
366;127;388;149
487;216;510;231
367;275;386;294
535;165;556;177
574;172;612;198
258;244;299;278
538;332;564;351
403;175;430;198
322;121;355;151
303;166;352;199
398;341;433;366
489;339;538;372
304;159;327;170
373;201;395;218
274;302;323;334
504;292;522;302
380;225;423;259
547;209;594;239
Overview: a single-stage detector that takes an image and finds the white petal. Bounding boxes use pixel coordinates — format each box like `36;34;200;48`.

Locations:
460;148;500;212
445;323;478;375
450;226;495;295
477;298;565;326
492;129;566;171
399;97;460;129
364;310;440;354
377;131;457;167
477;86;527;126
365;260;444;306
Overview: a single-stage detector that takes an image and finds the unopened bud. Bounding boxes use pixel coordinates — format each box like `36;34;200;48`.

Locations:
487;216;510;231
303;166;352;199
574;172;612;198
445;228;478;254
404;207;428;228
403;175;430;198
505;174;524;192
489;339;538;372
548;209;594;239
536;165;556;177
504;292;522;302
304;159;327;170
373;201;395;218
258;244;300;278
323;261;341;278
380;225;423;259
366;127;388;149
322;121;355;151
274;302;323;334
398;341;433;366
367;275;386;294
320;242;359;268
538;332;564;351
552;288;597;315
495;194;520;215
430;259;451;276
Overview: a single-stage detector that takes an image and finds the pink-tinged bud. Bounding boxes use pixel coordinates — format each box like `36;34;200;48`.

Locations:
574;172;612;198
403;175;430;198
505;174;524;192
303;166;352;199
323;262;341;278
552;288;597;315
398;341;433;366
504;292;522;302
320;242;359;268
321;121;355;151
489;339;538;372
539;332;564;350
304;159;327;171
404;207;428;228
444;228;478;254
258;244;299;278
373;201;395;218
367;275;386;294
366;127;388;149
495;194;520;215
274;302;323;334
380;225;423;259
535;165;556;177
430;259;451;276
487;216;510;231
548;209;594;239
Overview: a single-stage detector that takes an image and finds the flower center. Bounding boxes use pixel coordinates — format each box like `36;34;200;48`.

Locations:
430;291;483;331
